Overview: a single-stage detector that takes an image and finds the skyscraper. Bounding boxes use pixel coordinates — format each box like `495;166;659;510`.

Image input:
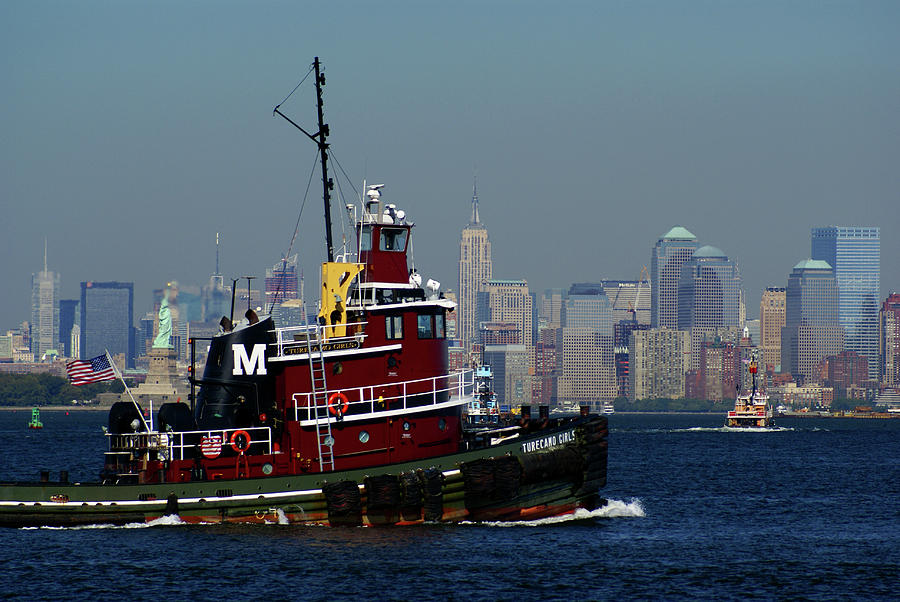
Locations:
879;294;900;386
781;260;844;384
30;243;60;360
677;246;743;330
557;283;616;408
629;328;691;400
651;226;701;329
540;288;565;330
202;233;229;322
677;245;743;370
811;226;880;378
80;281;135;368
476;279;533;346
266;254;302;326
458;180;492;350
58;299;79;358
759;287;786;372
482;344;531;406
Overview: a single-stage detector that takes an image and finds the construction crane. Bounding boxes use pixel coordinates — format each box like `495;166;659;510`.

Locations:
628;266;650;323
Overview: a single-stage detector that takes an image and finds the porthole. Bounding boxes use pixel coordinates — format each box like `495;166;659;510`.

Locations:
438;418;447;431
359;431;370;444
262;463;274;475
324;435;335;447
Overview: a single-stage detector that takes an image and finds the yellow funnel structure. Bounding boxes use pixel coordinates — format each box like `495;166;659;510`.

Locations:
319;262;364;339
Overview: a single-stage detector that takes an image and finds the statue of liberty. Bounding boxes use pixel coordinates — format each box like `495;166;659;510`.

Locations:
152;290;174;349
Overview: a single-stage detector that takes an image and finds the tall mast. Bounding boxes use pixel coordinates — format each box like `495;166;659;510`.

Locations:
273;56;335;262
313;57;335;262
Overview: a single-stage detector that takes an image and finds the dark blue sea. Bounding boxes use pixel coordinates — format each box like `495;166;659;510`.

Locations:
1;410;898;600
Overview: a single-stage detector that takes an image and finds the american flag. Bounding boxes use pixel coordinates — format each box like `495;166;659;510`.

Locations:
66;354;116;386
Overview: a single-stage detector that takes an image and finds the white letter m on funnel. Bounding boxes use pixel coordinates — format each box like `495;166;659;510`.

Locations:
232;343;267;375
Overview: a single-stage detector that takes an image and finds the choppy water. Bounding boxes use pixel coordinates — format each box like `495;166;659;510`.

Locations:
1;410;898;600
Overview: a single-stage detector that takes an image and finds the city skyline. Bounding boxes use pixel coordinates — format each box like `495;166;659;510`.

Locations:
4;2;899;329
7;215;894;336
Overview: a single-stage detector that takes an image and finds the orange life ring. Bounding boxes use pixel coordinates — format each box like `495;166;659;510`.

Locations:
230;429;252;453
328;392;350;416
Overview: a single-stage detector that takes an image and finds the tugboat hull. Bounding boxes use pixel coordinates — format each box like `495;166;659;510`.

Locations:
0;417;606;528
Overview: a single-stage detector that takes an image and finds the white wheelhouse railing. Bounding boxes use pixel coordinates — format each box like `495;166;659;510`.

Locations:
106;426;274;462
289;369;476;424
270;322;368;359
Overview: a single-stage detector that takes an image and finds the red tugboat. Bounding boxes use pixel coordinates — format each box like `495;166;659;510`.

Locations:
0;58;607;528
725;352;774;429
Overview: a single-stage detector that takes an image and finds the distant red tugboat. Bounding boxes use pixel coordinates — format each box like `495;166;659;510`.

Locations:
725;354;774;429
0;58;606;528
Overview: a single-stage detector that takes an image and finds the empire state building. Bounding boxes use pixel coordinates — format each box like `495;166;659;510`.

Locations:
457;180;492;351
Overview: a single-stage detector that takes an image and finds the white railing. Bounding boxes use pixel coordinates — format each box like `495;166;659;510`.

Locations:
107;426;273;462
290;369;476;422
270;322;368;359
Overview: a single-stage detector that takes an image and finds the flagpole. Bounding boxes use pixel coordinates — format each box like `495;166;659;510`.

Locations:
106;350;152;432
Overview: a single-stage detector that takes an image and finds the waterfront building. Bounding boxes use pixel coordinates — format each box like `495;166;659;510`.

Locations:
651;226;702;329
811;226;880;378
476;280;532;347
30;245;60;361
0;334;12;362
677;245;743;370
628;328;691;400
879;293;900;386
482;344;530;406
458;181;492;351
781;260;844;385
532;328;558;406
821;350;869;396
768;382;834;409
80;281;135;368
759;287;786;372
614;320;650;399
698;337;746;402
556;284;616;409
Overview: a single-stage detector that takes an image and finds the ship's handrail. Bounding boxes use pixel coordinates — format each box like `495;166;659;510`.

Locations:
106;426;273;462
271;322;367;359
289;368;476;422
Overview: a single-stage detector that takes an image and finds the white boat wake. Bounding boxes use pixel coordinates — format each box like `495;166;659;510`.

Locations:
27;500;645;530
467;498;645;527
683;426;794;433
28;514;188;530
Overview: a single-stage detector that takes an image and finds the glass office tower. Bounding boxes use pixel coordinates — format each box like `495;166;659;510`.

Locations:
80;281;135;368
651;226;701;329
811;227;880;379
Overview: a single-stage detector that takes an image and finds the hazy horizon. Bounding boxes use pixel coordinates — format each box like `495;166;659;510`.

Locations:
4;1;898;328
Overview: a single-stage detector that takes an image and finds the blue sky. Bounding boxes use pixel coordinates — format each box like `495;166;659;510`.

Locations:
3;0;899;326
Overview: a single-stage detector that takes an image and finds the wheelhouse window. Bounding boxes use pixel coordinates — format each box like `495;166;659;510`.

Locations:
385;315;403;340
435;313;445;339
379;227;408;252
417;314;434;339
359;225;373;252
